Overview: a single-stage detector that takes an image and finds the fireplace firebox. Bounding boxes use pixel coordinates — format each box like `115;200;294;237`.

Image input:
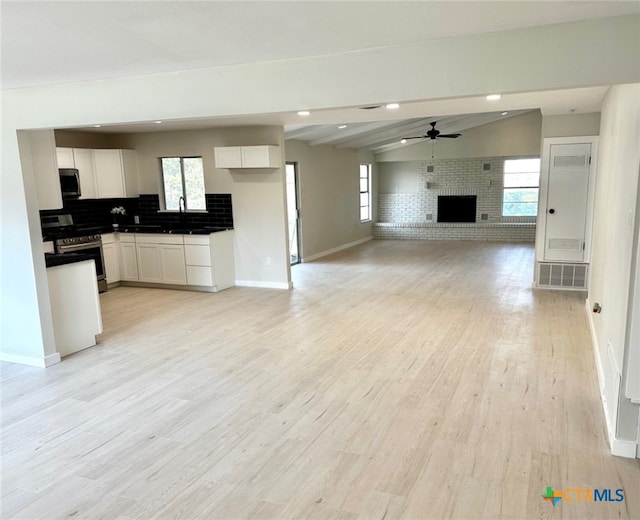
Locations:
437;195;477;223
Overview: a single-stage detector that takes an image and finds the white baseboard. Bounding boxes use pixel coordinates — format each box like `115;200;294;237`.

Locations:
610;438;638;458
0;351;61;368
585;299;637;459
302;236;373;263
585;298;605;393
235;280;293;290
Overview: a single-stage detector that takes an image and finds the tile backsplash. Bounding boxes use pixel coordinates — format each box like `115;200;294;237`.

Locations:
138;194;233;228
40;193;233;229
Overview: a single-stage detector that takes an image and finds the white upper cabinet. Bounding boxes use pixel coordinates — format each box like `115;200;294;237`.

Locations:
55;147;137;199
241;146;280;168
73;148;97;199
56;147;75;169
214;146;242;168
93;149;139;198
214;145;280;169
20;130;63;210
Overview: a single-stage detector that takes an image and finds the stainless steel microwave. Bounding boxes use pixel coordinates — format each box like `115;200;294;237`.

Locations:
59;168;81;199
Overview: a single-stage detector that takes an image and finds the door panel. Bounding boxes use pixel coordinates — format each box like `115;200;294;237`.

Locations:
544;143;591;262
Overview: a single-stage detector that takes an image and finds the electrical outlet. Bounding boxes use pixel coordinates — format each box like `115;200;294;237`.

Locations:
265;256;272;266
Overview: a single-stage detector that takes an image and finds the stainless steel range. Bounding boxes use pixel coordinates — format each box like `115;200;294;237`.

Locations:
42;214;107;293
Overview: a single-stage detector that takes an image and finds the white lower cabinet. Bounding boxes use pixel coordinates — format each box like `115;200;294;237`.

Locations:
108;231;234;291
184;232;235;291
185;235;213;286
160;244;187;285
119;235;139;281
102;234;121;283
136;234;185;285
137;243;163;283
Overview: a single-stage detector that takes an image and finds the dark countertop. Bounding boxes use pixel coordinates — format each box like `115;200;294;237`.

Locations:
114;226;233;235
45;252;94;268
43;225;234;242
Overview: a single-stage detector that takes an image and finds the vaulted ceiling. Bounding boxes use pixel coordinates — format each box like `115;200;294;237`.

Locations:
284;110;534;153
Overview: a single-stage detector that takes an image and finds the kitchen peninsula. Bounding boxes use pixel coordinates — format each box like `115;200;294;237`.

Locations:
46;256;102;357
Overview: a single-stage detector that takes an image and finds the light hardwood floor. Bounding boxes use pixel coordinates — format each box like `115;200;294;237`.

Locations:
2;240;639;519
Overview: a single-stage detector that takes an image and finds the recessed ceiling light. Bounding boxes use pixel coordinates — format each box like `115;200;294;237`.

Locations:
93;124;101;128
486;94;502;101
297;111;310;116
338;125;348;129
386;103;400;110
154;120;163;124
501;111;508;116
400;139;407;144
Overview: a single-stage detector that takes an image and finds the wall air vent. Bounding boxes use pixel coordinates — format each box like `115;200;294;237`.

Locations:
553;155;588;167
536;262;588;290
548;238;582;250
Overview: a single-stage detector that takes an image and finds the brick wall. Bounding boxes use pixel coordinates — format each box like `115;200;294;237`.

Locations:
377;157;535;241
373;222;536;241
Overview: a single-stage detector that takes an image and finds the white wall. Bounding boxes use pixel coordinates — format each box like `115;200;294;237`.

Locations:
285;140;374;260
1;15;638;365
376;111;542;162
588;84;640;445
112;127;290;288
541;112;601;138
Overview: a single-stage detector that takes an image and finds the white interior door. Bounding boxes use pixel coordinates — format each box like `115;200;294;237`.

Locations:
544;143;592;262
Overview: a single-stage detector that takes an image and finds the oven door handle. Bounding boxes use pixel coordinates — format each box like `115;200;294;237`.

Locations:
57;242;101;253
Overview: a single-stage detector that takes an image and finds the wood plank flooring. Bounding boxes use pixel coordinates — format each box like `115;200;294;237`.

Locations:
2;240;639;519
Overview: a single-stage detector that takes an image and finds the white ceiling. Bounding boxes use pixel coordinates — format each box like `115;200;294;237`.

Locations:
2;1;635;149
2;1;638;90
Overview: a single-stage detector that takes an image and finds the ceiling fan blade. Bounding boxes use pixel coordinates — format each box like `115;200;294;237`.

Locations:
437;133;462;138
401;136;426;140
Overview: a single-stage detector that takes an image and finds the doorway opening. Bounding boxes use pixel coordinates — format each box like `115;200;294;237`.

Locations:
286;162;301;265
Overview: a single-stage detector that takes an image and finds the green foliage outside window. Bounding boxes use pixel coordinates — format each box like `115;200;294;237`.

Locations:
502;159;540;217
161;157;205;211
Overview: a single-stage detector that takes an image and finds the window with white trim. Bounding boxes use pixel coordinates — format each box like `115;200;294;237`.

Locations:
160;157;206;211
502;158;540;217
360;163;372;222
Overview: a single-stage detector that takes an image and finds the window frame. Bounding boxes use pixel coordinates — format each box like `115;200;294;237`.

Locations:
359;163;372;222
159;156;207;212
502;157;541;217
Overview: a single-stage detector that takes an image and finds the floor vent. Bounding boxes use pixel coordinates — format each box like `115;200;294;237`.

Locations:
537;262;588;290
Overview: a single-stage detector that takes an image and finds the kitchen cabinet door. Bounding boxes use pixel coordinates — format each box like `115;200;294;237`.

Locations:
160;244;186;285
214;145;280;169
73;149;97;199
93;149;138;198
214;146;242;168
94;149;126;198
56;148;75;168
241;145;280;168
119;242;139;281
137;243;162;283
103;242;121;283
